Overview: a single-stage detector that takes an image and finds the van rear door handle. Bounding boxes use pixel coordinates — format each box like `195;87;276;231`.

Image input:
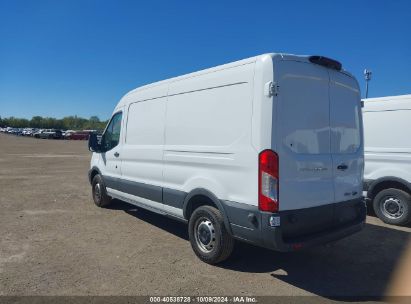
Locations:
337;164;348;171
114;152;120;157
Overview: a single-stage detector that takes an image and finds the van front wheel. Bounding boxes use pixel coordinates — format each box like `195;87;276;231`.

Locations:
188;205;234;264
373;188;411;226
91;174;112;207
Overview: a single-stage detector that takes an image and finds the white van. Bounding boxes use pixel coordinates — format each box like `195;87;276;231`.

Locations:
363;94;411;225
88;53;366;264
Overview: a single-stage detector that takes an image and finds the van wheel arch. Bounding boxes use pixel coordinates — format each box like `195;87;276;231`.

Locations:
368;177;411;200
89;167;102;185
183;189;232;235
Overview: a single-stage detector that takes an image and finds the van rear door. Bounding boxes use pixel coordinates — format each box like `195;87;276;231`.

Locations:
329;71;363;203
275;60;335;211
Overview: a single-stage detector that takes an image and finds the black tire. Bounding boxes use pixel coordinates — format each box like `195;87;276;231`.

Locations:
188;205;234;264
373;188;411;226
91;174;112;207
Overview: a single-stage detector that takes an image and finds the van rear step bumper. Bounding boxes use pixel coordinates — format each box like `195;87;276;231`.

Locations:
222;198;366;252
260;211;365;252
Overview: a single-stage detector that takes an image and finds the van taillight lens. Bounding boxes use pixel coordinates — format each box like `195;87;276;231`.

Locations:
259;150;279;212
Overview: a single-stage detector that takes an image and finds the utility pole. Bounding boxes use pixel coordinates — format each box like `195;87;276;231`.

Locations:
364;69;372;98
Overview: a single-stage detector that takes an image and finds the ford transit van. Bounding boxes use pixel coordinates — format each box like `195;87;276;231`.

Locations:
363;94;411;226
88;53;366;264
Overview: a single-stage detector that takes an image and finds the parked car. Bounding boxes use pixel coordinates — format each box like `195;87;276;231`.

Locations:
52;129;63;139
363;94;411;225
87;53;366;264
33;129;43;138
8;128;23;136
22;128;37;136
68;131;90;140
34;129;51;139
34;129;62;139
62;130;74;139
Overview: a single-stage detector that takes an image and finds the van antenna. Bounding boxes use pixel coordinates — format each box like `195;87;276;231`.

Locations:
364;69;372;98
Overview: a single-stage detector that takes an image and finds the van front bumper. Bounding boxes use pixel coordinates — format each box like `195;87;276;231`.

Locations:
222;198;366;252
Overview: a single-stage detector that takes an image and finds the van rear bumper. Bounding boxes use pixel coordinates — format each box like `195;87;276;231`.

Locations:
222;198;366;252
260;207;365;252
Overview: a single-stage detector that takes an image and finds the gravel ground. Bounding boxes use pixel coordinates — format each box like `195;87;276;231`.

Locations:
0;133;410;300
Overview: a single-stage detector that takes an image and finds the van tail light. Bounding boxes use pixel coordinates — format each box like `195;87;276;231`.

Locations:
258;150;279;212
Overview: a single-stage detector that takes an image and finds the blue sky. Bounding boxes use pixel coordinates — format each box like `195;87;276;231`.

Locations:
0;0;410;120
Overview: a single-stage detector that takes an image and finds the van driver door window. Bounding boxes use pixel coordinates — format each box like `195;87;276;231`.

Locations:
100;110;123;179
102;112;122;151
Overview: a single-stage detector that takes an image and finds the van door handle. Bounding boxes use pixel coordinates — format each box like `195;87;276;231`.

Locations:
337;164;348;171
114;152;120;158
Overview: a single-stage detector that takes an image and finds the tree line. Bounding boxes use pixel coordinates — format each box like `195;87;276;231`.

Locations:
0;115;108;130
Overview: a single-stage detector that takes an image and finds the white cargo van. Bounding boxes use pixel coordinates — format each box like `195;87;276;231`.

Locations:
88;53;366;264
363;94;411;225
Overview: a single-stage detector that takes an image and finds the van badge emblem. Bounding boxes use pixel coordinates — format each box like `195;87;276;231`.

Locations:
299;167;328;172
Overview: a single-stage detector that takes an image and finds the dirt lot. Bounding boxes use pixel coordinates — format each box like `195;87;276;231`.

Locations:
0;133;410;299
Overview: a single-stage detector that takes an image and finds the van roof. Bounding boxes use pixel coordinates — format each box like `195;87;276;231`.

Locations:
122;53;273;99
363;94;411;102
117;53;352;108
363;94;411;111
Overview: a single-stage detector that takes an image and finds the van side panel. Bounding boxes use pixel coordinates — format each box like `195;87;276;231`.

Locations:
363;96;411;183
163;63;258;205
120;95;167;192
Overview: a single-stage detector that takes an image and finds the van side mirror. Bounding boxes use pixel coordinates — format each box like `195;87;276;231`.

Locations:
88;133;101;152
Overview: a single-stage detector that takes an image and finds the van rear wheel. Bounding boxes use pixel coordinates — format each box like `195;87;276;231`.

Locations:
91;174;112;207
373;188;411;226
188;205;234;264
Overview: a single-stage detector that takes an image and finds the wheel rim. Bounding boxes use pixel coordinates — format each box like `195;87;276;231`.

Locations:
94;183;102;203
381;196;404;219
194;217;216;253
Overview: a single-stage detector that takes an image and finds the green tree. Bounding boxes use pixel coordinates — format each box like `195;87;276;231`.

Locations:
30;116;43;128
2;115;107;131
86;116;101;129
